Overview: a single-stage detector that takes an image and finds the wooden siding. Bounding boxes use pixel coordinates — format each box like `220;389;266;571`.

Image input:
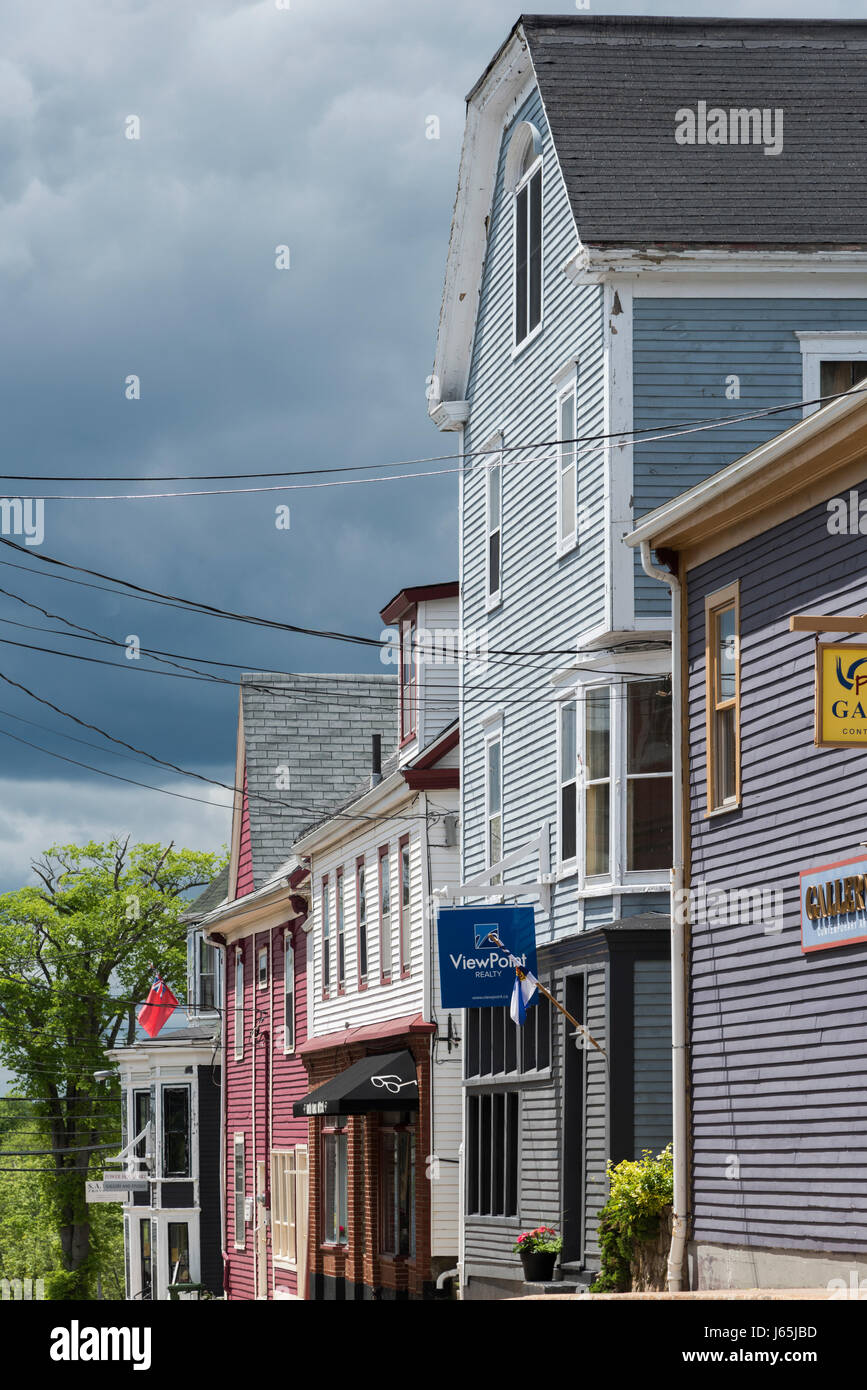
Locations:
633;960;672;1157
224;920;309;1299
687;477;867;1255
197;1063;223;1295
582;967;608;1263
461;85;605;902
236;770;254;898
633;297;867;616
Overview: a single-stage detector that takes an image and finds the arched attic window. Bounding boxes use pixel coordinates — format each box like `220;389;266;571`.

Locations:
506;122;543;347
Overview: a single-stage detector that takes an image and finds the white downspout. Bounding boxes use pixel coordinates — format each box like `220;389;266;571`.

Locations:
639;541;688;1292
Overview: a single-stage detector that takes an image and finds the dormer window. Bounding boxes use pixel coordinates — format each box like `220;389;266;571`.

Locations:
513;134;542;347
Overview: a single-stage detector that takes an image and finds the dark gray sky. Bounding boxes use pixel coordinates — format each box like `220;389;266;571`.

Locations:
0;0;858;897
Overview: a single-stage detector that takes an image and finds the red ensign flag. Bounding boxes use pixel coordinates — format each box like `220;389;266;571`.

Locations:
137;977;179;1038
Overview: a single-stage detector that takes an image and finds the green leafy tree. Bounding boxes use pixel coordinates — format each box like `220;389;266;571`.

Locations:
0;837;224;1293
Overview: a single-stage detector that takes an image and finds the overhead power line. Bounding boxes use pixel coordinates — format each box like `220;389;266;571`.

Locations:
1;382;862;483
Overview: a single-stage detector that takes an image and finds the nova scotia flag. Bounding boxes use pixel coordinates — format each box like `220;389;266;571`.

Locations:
509;970;538;1026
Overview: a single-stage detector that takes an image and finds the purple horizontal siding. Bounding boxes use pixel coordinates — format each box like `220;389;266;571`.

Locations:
687;476;867;1255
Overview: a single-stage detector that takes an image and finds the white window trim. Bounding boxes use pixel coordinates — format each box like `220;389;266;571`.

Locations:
485;447;503;612
233;1132;246;1252
557;674;673;891
233;948;244;1063
484;719;504;882
511;153;544;356
257;943;268;990
270;1148;298;1268
283;930;295;1055
556;691;578;875
159;1080;193;1182
555;371;579;557
797;332;867;416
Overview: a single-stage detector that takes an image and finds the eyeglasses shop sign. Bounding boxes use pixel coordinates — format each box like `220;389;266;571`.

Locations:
800;853;867;953
436;905;537;1007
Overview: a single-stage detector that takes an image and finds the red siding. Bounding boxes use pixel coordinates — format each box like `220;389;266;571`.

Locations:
224;920;310;1300
236;771;254;897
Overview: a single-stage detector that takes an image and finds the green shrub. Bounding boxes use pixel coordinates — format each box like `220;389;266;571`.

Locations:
44;1267;92;1300
590;1145;673;1293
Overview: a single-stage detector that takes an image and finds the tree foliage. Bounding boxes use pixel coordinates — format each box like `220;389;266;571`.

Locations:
0;837;224;1291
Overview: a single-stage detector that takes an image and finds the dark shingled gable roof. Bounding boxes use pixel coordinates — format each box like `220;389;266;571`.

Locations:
520;14;867;247
241;672;397;887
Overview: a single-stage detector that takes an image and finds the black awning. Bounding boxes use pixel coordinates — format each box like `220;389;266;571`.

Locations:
293;1050;418;1117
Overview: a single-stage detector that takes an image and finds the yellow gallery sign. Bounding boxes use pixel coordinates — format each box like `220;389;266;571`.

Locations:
816;643;867;746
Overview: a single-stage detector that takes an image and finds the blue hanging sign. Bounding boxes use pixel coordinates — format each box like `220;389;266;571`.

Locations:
436;905;537;1007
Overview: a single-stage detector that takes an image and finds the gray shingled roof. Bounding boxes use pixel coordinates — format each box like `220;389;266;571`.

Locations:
180;865;230;923
241;673;397;886
521;15;867;247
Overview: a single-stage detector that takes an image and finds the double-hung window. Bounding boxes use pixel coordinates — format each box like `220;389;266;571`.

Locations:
514;150;542;346
379;846;392;984
706;583;740;812
485;730;503;876
356;857;368;988
198;935;217;1010
283;931;295;1054
271;1150;297;1263
559;699;578;864
133;1089;151;1163
557;380;577;552
486;455;502;606
398;835;411;977
257;944;268;990
380;1116;415;1256
233;1133;246;1250
233;948;244;1062
627;679;673;869
336;868;346;993
321;876;331;997
322;1117;349;1246
167;1222;191;1285
400;616;417;742
584;687;611;877
162;1086;190;1179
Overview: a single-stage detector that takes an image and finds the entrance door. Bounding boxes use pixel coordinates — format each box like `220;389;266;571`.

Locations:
295;1147;309;1298
256;1160;268;1299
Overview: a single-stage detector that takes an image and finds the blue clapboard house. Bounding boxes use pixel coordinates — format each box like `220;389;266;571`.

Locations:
427;14;867;1297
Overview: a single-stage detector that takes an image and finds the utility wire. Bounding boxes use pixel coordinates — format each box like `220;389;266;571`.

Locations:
1;382;862;483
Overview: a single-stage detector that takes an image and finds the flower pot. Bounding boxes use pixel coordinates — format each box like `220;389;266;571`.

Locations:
519;1249;557;1283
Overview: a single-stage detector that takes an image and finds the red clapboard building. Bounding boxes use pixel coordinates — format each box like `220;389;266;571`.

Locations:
201;672;397;1299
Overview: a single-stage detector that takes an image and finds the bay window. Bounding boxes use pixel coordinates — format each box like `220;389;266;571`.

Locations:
627;680;673;869
585;687;611;877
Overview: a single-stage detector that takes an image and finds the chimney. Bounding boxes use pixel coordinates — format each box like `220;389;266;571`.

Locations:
371;733;382;787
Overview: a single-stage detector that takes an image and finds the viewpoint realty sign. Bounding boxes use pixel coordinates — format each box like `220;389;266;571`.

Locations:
436;905;537;1007
800;853;867;953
